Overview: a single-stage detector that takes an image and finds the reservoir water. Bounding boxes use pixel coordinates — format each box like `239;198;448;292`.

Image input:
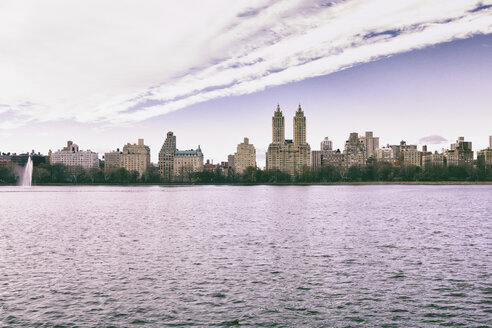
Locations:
0;185;491;326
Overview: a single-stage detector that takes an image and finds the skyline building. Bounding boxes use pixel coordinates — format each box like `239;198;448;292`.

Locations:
477;136;492;167
233;137;256;174
376;147;394;163
120;139;151;177
51;141;99;170
104;139;150;177
158;132;177;181
422;152;445;168
445;136;473;166
320;137;333;151
266;104;311;177
158;131;204;181
359;131;379;159
344;132;365;167
389;141;417;163
401;148;422;167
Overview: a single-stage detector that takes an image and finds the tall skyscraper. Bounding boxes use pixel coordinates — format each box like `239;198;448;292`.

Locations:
266;104;310;177
272;104;285;144
293;105;306;146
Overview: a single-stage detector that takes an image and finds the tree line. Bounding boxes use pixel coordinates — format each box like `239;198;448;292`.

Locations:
1;162;491;185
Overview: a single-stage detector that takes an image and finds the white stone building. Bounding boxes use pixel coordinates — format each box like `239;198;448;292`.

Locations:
51;141;99;169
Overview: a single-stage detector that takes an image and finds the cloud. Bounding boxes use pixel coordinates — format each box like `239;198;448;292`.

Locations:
419;135;448;144
1;0;491;128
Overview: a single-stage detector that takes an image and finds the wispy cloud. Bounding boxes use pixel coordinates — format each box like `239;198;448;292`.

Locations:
1;0;491;128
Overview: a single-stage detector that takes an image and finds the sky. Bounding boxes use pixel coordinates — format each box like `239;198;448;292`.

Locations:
1;0;491;167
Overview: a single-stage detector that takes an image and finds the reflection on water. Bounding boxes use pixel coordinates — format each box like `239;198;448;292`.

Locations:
0;185;491;326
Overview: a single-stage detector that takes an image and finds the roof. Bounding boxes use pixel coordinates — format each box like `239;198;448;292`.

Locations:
175;149;201;156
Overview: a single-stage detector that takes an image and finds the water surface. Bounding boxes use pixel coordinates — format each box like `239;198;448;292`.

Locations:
0;185;491;326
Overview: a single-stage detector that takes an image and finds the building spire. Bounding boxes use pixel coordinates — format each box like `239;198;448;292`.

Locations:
298;103;302;112
276;103;281;112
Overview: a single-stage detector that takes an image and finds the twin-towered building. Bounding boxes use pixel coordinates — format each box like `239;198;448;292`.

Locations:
266;105;311;176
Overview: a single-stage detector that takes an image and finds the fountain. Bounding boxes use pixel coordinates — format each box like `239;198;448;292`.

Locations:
21;156;33;187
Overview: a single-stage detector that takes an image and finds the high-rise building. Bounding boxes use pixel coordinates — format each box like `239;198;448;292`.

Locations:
401;148;422;167
104;139;151;176
173;147;203;180
376;147;394;163
389;141;417;163
344;133;365;167
293;107;306;146
444;137;473;166
158;131;203;181
320;137;333;151
121;139;151;176
234;137;256;174
272;104;285;144
266;104;311;177
359;131;379;159
422;152;445;168
477;136;492;167
51;141;99;169
104;151;121;170
311;150;344;170
227;154;235;170
159;132;177;181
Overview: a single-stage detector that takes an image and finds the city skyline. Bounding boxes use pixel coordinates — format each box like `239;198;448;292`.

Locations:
1;1;492;166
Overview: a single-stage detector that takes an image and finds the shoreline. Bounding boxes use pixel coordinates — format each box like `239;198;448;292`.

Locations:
2;181;492;187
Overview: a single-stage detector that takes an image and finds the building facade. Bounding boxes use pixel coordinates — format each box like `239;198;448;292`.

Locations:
359;131;379;159
173;148;203;180
51;141;99;169
376;147;394;163
422;153;445;168
121;139;151;176
266;105;311;177
104;151;121;170
311;150;344;170
444;137;473;166
401;148;422;167
477;136;492;167
389;141;417;163
344;132;365;167
234;137;256;174
320;137;333;151
104;139;150;176
158;131;203;181
158;132;177;181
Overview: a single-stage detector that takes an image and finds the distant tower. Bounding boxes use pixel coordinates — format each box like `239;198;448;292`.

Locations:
489;135;492;149
321;137;333;151
272;104;285;144
359;131;379;159
293;104;306;146
159;131;177;181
